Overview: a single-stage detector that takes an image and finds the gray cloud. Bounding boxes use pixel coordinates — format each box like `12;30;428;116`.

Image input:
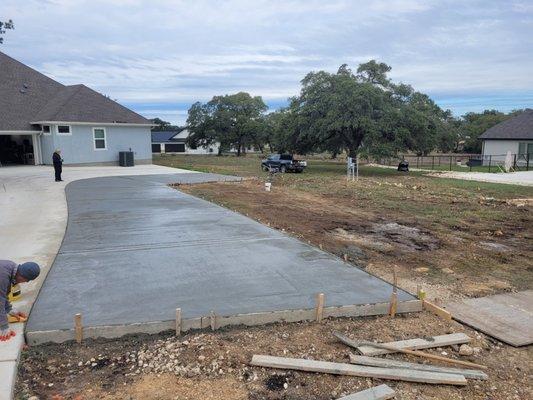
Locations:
2;0;532;123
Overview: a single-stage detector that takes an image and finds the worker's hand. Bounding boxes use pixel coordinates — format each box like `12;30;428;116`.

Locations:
0;328;16;341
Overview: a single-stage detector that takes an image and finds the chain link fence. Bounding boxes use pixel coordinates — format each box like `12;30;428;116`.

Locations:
373;153;532;172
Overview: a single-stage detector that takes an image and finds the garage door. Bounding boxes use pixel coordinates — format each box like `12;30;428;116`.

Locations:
165;143;185;153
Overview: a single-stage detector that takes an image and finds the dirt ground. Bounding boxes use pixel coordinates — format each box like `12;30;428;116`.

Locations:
16;313;533;400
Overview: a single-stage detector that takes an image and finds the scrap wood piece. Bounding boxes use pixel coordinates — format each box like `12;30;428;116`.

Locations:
250;355;467;386
337;384;395;400
349;354;488;380
423;299;452;321
333;332;486;370
354;332;471;356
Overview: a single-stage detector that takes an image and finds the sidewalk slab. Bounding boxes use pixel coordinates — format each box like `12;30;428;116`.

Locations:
0;361;17;400
0;324;24;362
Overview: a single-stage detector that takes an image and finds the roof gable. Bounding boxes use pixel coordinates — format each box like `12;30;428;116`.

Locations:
0;51;150;130
479;110;533;140
0;51;64;131
32;84;150;125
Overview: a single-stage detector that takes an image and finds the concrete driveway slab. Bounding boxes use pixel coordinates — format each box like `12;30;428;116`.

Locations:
27;174;415;338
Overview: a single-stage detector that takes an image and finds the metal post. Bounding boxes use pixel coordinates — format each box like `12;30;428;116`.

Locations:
513;154;517;170
488;155;492;173
449;155;452;171
527;153;530;171
432;156;435;170
416;157;419;169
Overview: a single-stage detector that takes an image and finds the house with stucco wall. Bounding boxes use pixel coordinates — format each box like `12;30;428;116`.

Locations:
0;51;153;166
480;109;533;166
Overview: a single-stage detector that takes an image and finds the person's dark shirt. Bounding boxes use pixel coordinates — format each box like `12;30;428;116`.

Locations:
52;152;62;166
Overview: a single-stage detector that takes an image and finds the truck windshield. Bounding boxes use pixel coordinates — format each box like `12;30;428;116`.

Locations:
280;154;292;160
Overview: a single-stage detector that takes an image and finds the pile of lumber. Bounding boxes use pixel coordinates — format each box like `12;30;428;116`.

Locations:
250;332;488;399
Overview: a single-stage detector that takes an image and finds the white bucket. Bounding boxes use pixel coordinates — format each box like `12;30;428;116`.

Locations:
265;182;272;192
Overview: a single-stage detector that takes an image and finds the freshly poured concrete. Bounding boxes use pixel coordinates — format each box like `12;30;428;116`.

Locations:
27;174;414;335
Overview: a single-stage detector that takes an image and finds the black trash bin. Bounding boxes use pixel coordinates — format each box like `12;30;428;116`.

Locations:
397;160;409;172
119;151;134;167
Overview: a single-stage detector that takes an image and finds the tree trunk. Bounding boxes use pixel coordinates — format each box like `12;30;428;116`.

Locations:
236;140;241;157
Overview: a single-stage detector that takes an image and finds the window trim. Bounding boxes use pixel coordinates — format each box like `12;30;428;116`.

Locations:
93;127;107;151
56;125;72;135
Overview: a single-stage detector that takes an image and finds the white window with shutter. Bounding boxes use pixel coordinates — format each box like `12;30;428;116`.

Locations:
93;127;107;150
57;125;71;135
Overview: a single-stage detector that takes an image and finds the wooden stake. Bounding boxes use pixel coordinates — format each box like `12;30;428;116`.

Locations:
343;254;349;262
333;332;487;370
210;310;217;331
74;313;83;344
315;293;325;323
175;308;182;336
319;243;323;250
389;267;398;317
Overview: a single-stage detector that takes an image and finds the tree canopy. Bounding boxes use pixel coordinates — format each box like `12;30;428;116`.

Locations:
0;19;14;44
282;62;455;158
458;110;523;153
150;118;181;132
186;92;267;156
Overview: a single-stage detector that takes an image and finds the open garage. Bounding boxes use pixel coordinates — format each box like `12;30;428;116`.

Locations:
0;133;40;166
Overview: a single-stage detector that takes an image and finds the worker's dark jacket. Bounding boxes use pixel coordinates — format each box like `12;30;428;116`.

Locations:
0;260;16;330
53;152;62;168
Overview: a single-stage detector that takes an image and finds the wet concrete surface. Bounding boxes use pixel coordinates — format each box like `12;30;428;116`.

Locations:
27;173;414;332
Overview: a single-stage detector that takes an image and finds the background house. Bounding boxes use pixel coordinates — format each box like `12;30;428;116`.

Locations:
151;129;219;155
480;109;533;166
0;51;153;166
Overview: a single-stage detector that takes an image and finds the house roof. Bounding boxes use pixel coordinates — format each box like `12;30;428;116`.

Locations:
151;129;188;143
0;51;150;131
479;110;533;140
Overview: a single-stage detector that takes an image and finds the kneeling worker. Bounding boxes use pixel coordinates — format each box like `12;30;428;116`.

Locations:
0;260;40;341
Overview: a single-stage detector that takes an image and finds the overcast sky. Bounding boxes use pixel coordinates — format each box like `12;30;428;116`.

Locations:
2;0;532;125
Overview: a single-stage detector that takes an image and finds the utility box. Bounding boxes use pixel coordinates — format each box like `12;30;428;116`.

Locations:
119;151;134;167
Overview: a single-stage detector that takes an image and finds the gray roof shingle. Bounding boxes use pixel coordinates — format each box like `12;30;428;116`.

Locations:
479;110;533;140
0;51;64;131
0;51;150;131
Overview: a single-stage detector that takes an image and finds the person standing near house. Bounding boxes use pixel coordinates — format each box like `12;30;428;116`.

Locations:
0;260;40;341
53;149;63;181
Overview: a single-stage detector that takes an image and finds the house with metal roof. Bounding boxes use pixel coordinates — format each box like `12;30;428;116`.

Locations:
0;51;153;166
480;109;533;165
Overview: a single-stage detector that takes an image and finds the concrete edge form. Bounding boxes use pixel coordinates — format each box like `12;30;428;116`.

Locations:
0;361;17;400
26;300;422;345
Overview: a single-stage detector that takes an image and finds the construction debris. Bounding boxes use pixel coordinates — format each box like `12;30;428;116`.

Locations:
337;384;395;400
333;332;486;370
353;332;471;356
348;354;488;380
250;355;467;385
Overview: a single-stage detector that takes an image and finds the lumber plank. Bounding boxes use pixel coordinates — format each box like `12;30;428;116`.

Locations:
337;384;395;400
250;355;467;385
423;300;452;320
357;333;470;356
349;354;488;380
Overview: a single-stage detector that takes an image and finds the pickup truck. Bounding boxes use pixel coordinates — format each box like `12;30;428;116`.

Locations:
261;154;307;173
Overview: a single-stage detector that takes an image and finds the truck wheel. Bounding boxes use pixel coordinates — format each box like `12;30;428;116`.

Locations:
280;165;287;173
262;165;269;172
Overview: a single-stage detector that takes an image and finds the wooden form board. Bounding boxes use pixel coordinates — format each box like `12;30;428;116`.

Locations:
349;354;488;380
337;384;395;400
357;333;471;356
251;355;467;385
445;290;533;347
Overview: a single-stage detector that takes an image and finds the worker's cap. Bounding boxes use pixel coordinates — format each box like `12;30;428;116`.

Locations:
18;262;41;281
